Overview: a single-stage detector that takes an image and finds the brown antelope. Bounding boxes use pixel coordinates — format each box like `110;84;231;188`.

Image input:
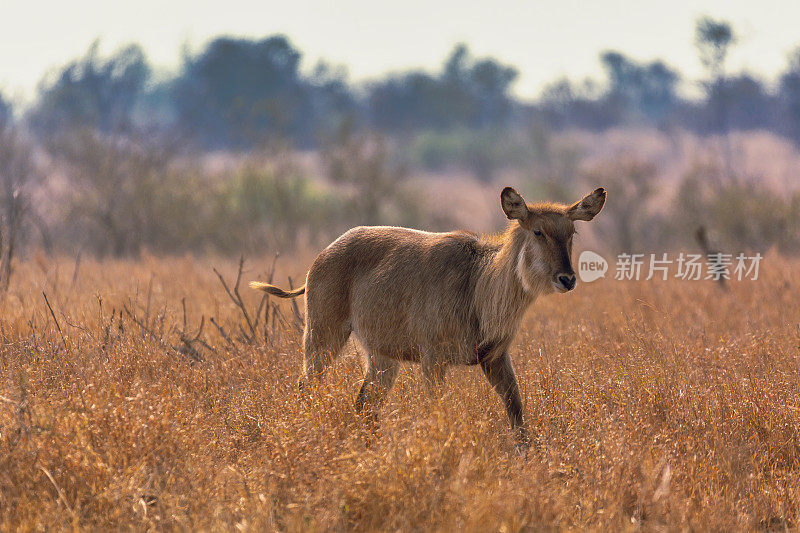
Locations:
250;186;606;449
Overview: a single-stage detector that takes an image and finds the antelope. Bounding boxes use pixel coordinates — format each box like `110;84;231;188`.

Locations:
250;186;606;449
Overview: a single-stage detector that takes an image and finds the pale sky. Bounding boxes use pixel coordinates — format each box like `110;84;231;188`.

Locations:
2;0;800;104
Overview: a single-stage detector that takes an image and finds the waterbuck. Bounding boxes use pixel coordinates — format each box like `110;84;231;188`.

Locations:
250;186;606;448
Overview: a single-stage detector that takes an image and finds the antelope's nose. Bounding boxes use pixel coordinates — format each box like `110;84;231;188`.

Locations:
557;273;577;291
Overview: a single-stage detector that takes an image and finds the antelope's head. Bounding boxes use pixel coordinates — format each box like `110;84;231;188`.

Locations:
501;186;606;294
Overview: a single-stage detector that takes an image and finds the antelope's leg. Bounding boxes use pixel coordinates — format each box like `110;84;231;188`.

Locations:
299;322;350;391
355;354;399;414
480;352;529;450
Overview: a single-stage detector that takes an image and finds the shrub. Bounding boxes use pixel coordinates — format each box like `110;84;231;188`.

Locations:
672;168;800;253
213;164;341;252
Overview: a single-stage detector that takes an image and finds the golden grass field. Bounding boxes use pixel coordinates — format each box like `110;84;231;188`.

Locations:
1;250;799;531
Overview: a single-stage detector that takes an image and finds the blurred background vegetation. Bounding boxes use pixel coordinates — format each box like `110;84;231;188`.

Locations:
1;15;800;278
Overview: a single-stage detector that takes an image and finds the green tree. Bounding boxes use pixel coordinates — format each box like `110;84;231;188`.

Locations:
30;41;151;135
779;49;800;144
695;17;736;82
172;36;311;147
0;93;10;127
695;17;736;132
695;17;737;175
600;51;680;125
368;45;517;133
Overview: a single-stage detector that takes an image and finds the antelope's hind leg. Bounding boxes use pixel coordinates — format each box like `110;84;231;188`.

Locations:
354;353;399;415
299;319;351;391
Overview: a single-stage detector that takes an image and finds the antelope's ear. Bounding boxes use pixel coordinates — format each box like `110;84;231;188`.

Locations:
500;187;529;221
567;187;606;221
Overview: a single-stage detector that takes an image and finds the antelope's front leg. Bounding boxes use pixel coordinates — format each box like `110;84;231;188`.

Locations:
480;352;529;451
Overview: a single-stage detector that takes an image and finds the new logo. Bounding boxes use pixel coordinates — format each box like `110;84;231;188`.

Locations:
578;250;608;282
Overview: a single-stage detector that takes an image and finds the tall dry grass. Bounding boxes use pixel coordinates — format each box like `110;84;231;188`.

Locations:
1;251;799;530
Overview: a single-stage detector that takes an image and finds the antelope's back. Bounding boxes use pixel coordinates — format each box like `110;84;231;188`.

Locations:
308;226;490;357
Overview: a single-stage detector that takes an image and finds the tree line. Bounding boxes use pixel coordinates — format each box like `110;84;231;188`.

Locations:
2;17;799;146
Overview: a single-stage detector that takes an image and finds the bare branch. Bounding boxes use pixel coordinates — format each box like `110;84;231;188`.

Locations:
210;317;236;350
213;256;261;343
42;292;66;347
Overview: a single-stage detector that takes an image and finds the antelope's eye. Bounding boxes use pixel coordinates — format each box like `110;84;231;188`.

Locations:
533;228;543;237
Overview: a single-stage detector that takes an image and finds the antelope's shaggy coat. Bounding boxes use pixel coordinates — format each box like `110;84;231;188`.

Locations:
251;186;606;447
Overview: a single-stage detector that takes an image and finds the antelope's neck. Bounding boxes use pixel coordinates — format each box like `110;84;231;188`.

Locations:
472;225;541;343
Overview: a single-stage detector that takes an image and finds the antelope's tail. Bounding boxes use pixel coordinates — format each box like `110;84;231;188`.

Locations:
248;281;305;298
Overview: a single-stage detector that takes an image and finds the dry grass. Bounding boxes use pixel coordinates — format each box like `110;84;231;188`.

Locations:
1;251;799;531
